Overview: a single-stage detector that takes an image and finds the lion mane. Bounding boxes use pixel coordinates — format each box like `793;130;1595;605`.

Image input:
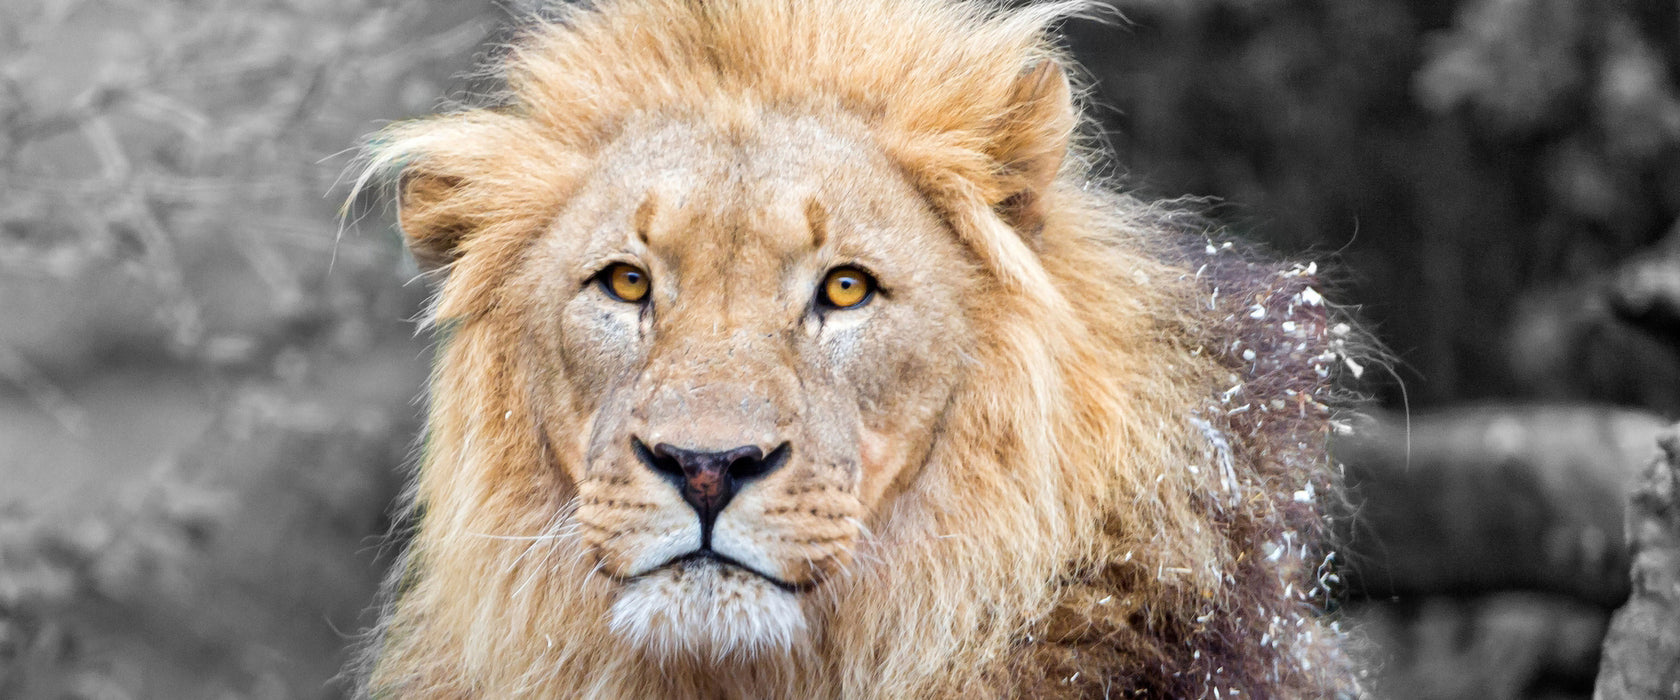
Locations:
353;0;1362;697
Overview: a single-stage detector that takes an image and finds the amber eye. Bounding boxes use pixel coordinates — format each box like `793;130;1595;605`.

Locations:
600;263;650;303
819;266;874;309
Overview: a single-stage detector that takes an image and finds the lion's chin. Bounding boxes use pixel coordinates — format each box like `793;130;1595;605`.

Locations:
607;556;808;660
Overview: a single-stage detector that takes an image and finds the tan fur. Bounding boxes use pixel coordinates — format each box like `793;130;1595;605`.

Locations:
354;1;1361;697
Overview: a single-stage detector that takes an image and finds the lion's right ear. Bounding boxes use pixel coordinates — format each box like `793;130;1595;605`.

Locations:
397;168;473;271
358;112;571;275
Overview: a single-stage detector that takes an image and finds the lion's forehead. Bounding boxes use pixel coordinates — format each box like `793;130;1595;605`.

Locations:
607;112;881;177
551;112;959;311
593;114;909;234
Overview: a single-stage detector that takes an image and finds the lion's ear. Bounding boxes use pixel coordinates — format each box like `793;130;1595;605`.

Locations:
365;112;567;275
989;61;1075;244
397;169;472;271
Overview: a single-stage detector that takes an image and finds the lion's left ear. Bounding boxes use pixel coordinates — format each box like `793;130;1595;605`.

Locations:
987;61;1075;244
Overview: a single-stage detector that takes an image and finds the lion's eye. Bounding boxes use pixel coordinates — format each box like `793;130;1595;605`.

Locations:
819;266;874;309
599;263;650;303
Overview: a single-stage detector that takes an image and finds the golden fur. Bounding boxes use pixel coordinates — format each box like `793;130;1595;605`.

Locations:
354;0;1361;697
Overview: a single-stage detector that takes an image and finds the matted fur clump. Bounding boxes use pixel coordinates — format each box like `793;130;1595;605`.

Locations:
354;0;1364;697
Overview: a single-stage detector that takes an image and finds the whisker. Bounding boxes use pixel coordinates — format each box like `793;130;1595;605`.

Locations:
465;532;573;541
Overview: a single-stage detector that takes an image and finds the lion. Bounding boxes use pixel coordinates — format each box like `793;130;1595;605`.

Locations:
351;0;1363;697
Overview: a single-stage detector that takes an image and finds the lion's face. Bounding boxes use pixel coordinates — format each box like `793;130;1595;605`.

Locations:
505;111;981;656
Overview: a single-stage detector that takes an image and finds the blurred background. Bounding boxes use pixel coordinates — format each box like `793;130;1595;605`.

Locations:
0;0;1675;698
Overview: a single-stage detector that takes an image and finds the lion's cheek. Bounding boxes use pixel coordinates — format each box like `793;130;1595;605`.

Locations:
854;427;919;511
575;479;701;578
712;485;863;585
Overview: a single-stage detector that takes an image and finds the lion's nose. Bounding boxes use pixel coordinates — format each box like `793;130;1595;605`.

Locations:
633;440;790;542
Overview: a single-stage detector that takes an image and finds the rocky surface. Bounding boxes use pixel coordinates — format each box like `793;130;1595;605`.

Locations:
1594;425;1680;700
1336;407;1671;699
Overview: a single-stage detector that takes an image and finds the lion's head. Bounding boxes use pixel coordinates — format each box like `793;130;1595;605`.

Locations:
355;1;1359;697
517;110;988;656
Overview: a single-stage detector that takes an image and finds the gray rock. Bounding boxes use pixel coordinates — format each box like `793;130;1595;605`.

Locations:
1594;425;1680;699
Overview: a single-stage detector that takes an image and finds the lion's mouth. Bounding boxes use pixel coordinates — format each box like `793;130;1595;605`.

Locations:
656;550;809;593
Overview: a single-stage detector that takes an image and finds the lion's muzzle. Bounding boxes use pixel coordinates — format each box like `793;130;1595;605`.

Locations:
633;438;791;544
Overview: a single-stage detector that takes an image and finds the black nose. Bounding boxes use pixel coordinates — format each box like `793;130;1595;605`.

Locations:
633;439;790;544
